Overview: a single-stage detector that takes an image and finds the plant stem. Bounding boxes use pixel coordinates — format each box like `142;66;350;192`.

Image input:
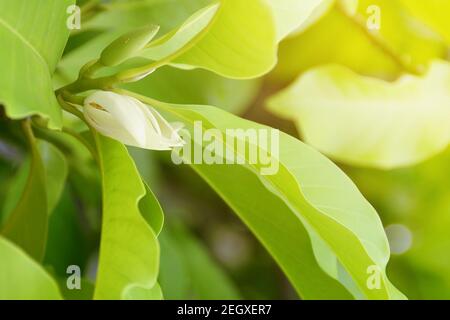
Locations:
79;59;102;78
22;118;36;146
57;94;84;120
62;127;99;164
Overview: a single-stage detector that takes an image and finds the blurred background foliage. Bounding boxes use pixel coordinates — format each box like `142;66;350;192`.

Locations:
0;0;449;299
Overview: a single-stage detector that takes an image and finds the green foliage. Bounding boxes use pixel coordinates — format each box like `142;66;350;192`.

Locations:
271;0;446;83
94;134;160;299
0;0;74;129
2;126;49;261
264;0;326;40
399;0;450;44
0;237;61;299
1;0;449;301
267;61;450;168
127;92;404;299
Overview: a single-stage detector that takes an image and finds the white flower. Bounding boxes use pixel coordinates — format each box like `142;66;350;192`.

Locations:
84;91;184;150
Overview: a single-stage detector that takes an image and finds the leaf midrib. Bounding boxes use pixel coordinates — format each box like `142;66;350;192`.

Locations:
0;16;48;70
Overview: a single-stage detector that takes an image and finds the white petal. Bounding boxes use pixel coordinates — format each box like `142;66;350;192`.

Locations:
84;106;137;146
86;91;148;147
84;90;185;150
134;103;183;149
142;105;185;146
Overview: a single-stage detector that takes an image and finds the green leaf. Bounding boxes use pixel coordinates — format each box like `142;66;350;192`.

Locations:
187;161;350;299
0;0;74;129
0;236;62;299
123;91;405;299
1;126;48;261
58;0;278;82
399;0;450;44
1;140;68;222
271;0;447;83
140;2;221;64
123;282;163;300
38;140;68;213
167;0;278;79
1;159;28;224
139;182;164;236
267;61;450;169
264;0;327;40
94;134;160;300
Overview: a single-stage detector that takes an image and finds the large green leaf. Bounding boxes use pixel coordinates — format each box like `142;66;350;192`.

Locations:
264;0;326;40
123;282;163;300
0;0;74;129
38;140;68;213
271;0;447;83
121;90;405;299
123;0;277;79
139;2;220;64
1;140;67;225
0;159;28;224
399;0;450;44
166;0;277;79
267;61;450;169
0;236;61;299
94;134;160;300
187;163;352;299
58;0;278;82
1;129;48;261
139;182;164;236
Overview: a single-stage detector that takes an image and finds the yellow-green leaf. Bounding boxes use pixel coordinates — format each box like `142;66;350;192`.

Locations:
0;0;74;128
94;134;160;300
122;90;405;299
264;0;327;40
267;61;450;169
0;236;61;299
1;126;48;261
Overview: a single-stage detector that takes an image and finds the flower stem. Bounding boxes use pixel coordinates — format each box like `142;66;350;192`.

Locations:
62;127;99;164
22;118;36;146
57;94;84;120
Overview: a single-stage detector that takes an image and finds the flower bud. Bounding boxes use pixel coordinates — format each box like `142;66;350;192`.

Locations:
100;25;160;67
84;91;184;150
